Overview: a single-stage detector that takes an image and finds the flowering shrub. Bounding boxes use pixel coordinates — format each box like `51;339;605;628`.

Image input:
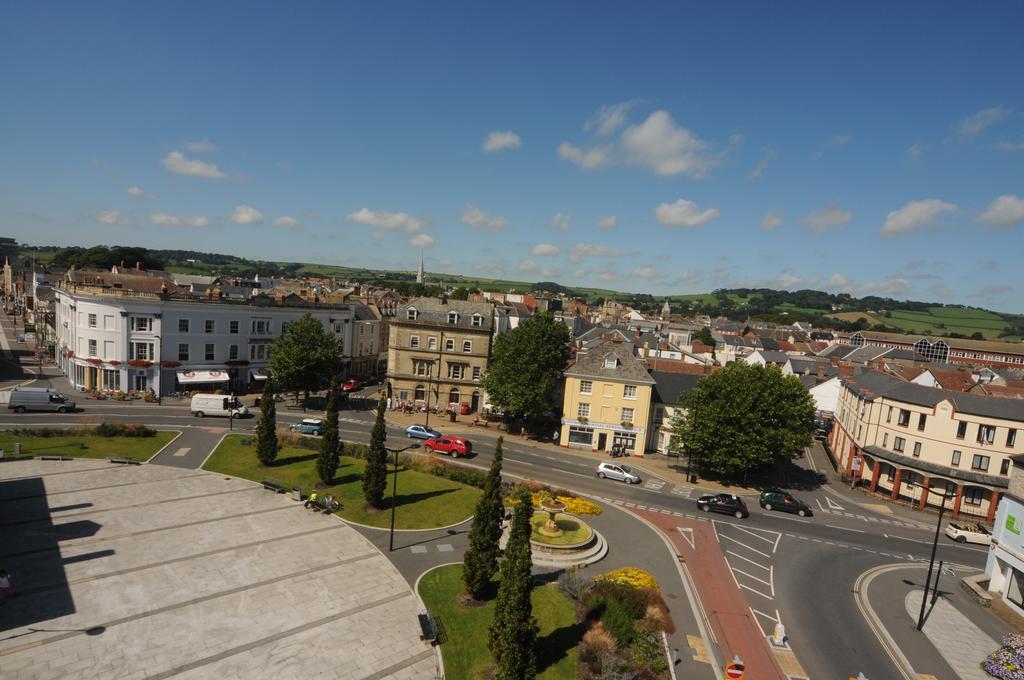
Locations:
596;567;659;592
504;489;603;515
984;633;1024;680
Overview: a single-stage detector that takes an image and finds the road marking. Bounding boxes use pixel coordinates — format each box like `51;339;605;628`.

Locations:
172;448;191;457
719;533;771;559
677;527;696;550
732;566;772;588
733;524;782;553
726;550;769;571
826;496;846;511
738;582;773;600
436;544;454;552
826;524;865;533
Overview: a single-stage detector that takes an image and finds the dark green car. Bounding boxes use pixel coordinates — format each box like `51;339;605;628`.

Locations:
759;489;813;517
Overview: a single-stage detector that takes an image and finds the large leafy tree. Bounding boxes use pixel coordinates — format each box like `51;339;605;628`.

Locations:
670;362;815;478
316;380;342;485
462;437;504;600
483;311;570;423
269;313;345;401
363;393;389;508
692;326;715;347
488;488;537;680
255;378;279;466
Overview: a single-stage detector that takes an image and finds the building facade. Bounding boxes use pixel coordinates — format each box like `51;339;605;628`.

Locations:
385;298;493;413
986;457;1024;618
831;370;1023;522
836;330;1024;368
54;277;374;396
559;338;655;454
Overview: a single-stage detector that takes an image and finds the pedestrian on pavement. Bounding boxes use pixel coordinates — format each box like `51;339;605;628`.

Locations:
0;569;13;601
672;648;680;666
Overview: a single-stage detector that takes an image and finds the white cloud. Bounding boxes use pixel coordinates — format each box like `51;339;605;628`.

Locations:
161;151;227;179
801;206;853;234
549;212;572;231
760;211;783;230
959;106;1008;136
571;243;622;258
408;233;435;249
530;243;561;256
184;138;218;154
978;195;1024;229
997;141;1024;152
877;277;912;296
632;266;658;279
95;209;132;225
370;231;386;241
518;260;539;273
127;186;155;199
584;100;639;136
881;199;958;237
814;133;852;159
969;284;1013;299
557;142;611;170
906;142;926;158
346;208;423;233
229;204;263;225
483;131;522;152
655;198;720;228
828;273;852;289
149;213;209;227
462;203;510;230
273;216;299;227
746;147;777;180
621;111;716;177
596;215;617;229
776;273;803;289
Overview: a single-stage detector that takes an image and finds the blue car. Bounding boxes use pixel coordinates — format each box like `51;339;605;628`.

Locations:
406;424;442;440
289;418;325;436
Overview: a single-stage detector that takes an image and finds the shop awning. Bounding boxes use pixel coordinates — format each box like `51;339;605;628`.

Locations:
176;369;230;384
250;368;268;381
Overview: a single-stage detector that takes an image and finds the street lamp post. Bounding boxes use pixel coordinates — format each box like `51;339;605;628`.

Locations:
915;484;957;631
154;335;161;405
387;443;421;552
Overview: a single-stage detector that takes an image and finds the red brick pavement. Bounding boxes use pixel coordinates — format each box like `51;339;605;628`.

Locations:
632;508;787;680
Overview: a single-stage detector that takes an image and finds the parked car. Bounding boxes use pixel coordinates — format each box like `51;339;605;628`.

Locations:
759;488;813;517
697;493;749;519
7;387;76;413
341;378;362;392
596;462;641;484
945;522;992;545
288;418;325;436
424;436;472;457
406;424;442;440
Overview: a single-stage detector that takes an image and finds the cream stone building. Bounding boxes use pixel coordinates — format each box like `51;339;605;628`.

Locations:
560;338;655;454
386;298;493;414
832;370;1023;523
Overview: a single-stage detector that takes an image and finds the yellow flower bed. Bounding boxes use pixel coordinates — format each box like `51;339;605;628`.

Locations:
506;492;603;516
596;567;659;592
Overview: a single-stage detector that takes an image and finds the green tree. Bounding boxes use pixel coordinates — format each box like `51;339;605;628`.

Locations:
482;312;570;427
363;393;389;508
692;326;715;347
269;313;345;402
316;380;342;485
488;488;537;680
255;378;279;466
670;362;815;478
462;437;505;600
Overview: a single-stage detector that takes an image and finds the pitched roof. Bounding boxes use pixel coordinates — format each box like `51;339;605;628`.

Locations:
396;297;493;331
924;368;976;392
651;371;702;405
566;339;655;384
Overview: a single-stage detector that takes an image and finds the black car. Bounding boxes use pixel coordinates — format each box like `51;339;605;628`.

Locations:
697;493;749;519
759;489;813;517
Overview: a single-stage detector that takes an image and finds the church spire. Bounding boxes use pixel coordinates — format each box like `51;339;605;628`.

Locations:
416;253;425;284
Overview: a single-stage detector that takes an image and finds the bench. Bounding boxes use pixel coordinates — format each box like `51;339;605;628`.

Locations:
262;479;287;493
417;610;437;643
38;455;72;461
109;457;142;465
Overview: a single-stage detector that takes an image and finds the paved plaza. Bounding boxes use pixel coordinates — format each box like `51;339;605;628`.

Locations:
0;459;438;679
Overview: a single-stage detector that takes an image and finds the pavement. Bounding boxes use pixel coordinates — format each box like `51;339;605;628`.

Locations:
0;458;439;680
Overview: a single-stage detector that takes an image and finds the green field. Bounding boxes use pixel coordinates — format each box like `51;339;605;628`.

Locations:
829;306;1011;339
0;431;178;461
418;564;579;680
203;435;481;529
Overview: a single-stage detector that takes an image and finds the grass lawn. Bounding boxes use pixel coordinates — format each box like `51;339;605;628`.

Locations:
203;435;481;530
418;564;579;680
0;431;178;462
531;512;593;546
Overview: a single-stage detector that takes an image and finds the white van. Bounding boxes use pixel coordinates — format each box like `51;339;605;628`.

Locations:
8;387;76;413
190;394;250;418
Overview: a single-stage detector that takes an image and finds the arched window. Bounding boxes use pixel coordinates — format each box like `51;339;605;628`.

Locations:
448;388;460;405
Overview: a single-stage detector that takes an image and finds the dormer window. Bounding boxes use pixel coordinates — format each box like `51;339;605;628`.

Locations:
471;313;483;327
604;357;618;369
447;311;459;324
407;308;418;320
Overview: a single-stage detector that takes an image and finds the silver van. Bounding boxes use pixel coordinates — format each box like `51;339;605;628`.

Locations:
8;387;77;413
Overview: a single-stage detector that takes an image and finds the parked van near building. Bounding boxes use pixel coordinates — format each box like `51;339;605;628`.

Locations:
190;394;249;418
7;387;76;413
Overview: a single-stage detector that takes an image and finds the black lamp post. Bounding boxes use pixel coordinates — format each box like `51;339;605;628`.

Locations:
387;443;421;552
915;484;957;631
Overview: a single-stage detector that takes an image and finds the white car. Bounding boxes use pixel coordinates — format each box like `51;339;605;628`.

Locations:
945;522;992;545
596;462;641;484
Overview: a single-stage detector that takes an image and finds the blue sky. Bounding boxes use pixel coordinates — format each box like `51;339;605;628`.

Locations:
2;2;1023;311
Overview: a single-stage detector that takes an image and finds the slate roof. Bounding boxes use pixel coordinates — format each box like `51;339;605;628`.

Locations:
651;371;702;405
396;297;493;331
566;339;655;384
754;350;790;365
818;344;855;359
843;369;1024;423
863;445;1007;488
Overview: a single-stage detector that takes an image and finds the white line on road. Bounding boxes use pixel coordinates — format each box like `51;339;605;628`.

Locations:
825;524;865;533
172;448;191;457
725;549;769;571
719;533;771;559
731;567;772;588
738;583;773;600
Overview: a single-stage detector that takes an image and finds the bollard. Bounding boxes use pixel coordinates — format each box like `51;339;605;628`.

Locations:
15;442;21;455
0;448;4;459
771;622;787;646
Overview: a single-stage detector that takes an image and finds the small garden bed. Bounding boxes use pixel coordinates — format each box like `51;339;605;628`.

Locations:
0;427;177;462
203;434;481;530
530;512;593;546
